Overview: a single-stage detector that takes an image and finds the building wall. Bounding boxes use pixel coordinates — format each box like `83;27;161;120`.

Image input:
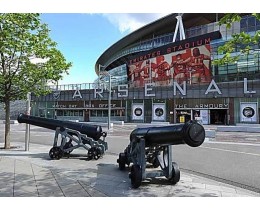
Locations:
0;100;26;120
31;78;260;125
30;15;260;125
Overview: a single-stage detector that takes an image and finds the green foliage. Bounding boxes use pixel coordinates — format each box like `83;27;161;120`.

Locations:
218;14;241;29
0;13;72;102
213;13;260;66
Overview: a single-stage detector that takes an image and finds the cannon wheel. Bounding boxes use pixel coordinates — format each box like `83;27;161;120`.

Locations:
129;164;142;189
49;146;63;160
117;153;126;170
169;162;180;185
88;147;102;160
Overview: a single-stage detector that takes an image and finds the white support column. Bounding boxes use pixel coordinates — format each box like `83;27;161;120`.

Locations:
172;18;180;42
179;16;186;40
172;14;186;42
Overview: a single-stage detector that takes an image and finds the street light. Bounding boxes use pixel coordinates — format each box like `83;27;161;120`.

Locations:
108;74;112;130
99;65;119;131
25;92;31;151
24;57;49;151
99;69;112;130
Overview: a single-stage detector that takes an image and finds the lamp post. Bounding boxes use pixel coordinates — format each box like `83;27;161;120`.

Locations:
25;92;31;151
108;74;112;130
25;57;49;151
99;65;111;130
99;65;118;131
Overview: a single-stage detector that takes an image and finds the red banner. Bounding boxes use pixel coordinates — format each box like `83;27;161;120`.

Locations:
128;45;211;87
127;31;221;87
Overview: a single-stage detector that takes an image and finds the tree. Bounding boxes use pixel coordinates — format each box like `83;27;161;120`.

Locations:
214;13;260;65
0;13;72;149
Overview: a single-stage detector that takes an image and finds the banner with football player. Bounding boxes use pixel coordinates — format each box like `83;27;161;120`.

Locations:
127;31;221;87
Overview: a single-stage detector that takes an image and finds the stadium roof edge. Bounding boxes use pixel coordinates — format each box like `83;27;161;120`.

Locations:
95;13;248;75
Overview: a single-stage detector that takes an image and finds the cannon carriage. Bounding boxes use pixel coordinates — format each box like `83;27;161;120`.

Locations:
117;121;205;188
17;113;108;160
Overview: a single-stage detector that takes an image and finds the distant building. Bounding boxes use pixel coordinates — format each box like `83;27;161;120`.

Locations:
0;100;26;120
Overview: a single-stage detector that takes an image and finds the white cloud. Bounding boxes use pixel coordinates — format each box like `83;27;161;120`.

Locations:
29;57;50;64
102;13;170;33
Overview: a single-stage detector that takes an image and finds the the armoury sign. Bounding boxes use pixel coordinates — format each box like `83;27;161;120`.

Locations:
175;103;229;109
52;78;257;100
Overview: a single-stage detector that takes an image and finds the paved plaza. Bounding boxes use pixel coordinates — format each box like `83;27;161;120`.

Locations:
0;123;260;197
0;140;259;197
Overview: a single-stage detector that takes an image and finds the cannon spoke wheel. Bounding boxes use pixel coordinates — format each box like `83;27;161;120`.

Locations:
169;162;180;185
49;147;63;160
129;165;142;189
88;147;102;160
117;153;126;170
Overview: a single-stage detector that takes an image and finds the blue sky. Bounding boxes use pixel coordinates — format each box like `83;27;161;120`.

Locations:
2;0;252;86
40;13;169;85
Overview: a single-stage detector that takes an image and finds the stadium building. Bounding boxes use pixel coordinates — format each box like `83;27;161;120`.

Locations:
31;13;260;125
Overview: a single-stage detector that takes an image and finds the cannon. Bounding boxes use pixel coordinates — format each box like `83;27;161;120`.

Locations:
117;120;205;188
17;113;108;160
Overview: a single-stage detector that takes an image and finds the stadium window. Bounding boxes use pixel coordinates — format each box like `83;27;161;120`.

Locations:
256;19;260;30
64;110;69;116
97;110;102;117
218;65;228;75
111;109;116;117
103;110;108;117
248;16;256;32
57;110;63;116
79;110;83;116
74;111;79;116
90;110;97;117
207;23;213;33
227;63;237;74
116;110;120;117
196;26;202;36
201;25;208;34
240;17;248;32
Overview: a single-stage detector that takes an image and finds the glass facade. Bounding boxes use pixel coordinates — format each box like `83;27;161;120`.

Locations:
57;110;83;117
90;109;125;117
100;15;260;87
94;64;128;88
29;14;260;125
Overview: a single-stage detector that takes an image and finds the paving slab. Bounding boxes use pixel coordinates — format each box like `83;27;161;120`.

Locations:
0;142;259;197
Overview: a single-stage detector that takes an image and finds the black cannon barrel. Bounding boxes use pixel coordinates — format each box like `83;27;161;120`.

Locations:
17;113;103;141
130;120;205;147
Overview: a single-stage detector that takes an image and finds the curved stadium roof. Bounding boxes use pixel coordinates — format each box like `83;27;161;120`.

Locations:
95;13;228;75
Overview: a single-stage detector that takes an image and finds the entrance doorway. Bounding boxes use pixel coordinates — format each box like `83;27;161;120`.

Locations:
84;110;90;122
210;109;227;125
176;110;191;123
